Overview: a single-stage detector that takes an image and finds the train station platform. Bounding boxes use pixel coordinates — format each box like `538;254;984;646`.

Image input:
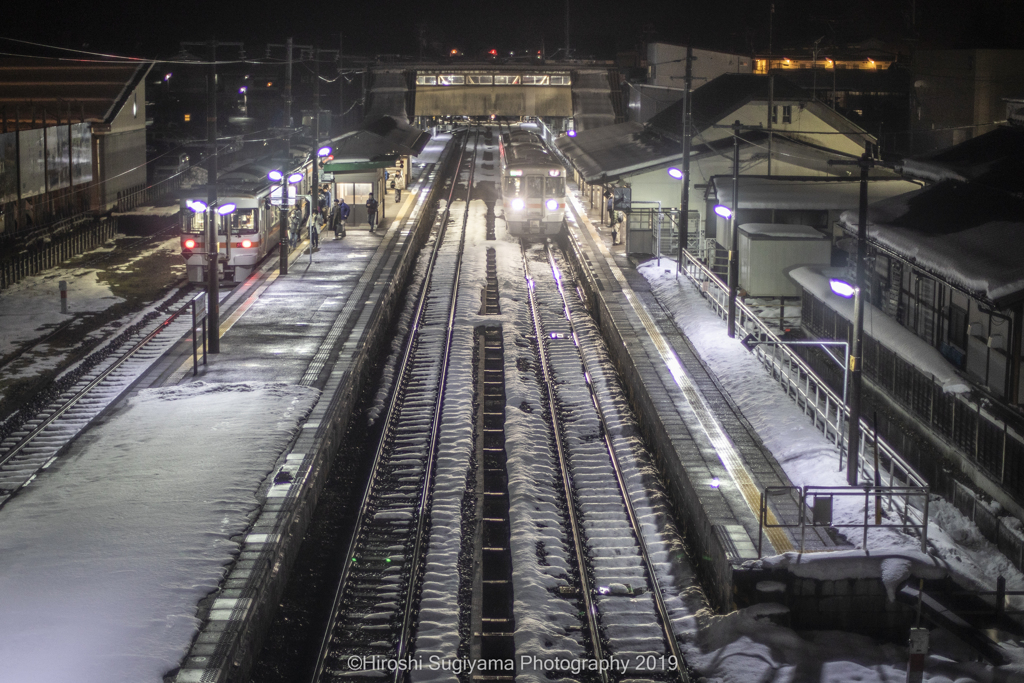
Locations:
561;188;838;609
0;134;454;683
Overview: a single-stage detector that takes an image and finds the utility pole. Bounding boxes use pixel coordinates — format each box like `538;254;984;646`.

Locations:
565;0;570;59
344;32;348;133
279;37;293;275
677;46;693;272
828;142;892;484
767;74;774;176
727;120;741;338
312;45;320;247
711;120;763;337
206;39;220;354
285;37;293;150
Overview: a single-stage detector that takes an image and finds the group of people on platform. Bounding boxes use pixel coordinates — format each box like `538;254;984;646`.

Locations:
287;186;381;250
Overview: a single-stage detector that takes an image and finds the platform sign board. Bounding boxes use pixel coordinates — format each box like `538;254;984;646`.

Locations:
18;129;45;198
269;184;297;206
0;133;17;204
46;124;71;191
71;123;93;184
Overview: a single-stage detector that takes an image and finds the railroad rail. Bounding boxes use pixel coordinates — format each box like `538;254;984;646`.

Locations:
310;128;478;682
521;240;691;681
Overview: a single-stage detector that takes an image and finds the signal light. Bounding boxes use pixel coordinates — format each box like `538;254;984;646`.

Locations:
489;49;497;56
241;239;252;248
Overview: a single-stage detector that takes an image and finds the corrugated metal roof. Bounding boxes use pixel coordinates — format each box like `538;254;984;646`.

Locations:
711;176;922;210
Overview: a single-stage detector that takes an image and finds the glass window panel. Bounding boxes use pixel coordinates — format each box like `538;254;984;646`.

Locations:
527;176;543;197
544;177;564;197
416;75;437;85
468;75;493;85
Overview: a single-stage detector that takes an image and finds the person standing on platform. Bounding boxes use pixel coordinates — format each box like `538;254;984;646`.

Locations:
336;198;350;239
329;199;341;239
310;208;323;249
606;191;615;227
366;192;379;233
612;209;625;245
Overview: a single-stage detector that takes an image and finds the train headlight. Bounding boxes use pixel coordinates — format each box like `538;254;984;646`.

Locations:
184;239;197;249
241;239;253;248
511;198;525;211
546;199;559;211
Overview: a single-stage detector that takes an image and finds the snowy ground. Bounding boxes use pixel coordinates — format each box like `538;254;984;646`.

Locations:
0;381;318;683
0;235;185;404
634;256;1024;682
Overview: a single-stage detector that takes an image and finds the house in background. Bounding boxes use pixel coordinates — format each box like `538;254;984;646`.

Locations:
627;43;752;124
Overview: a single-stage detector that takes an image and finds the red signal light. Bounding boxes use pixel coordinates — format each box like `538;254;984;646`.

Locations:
451;49;458;55
241;239;253;248
184;239;196;249
489;49;497;56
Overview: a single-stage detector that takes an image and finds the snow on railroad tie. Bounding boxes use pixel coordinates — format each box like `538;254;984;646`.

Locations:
0;381;318;683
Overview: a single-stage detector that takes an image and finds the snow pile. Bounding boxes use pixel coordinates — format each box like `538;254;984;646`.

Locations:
789;265;970;394
0;381;318;683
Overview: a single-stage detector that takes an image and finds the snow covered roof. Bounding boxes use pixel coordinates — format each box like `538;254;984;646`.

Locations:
898;125;1024;196
841;180;1024;307
788;265;970;393
739;223;825;239
712;176;921;210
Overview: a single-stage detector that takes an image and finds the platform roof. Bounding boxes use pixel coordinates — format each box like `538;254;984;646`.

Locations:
711;176;922;210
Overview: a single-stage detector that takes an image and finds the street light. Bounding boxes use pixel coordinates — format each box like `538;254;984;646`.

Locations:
714;204;732;219
318;146;332;157
667;167;683;180
187;199;236;354
269;169;304;275
829;274;864;484
829;278;857;299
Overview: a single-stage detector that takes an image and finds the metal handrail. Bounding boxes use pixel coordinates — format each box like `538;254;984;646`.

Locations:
677;248;927;493
758;485;930;557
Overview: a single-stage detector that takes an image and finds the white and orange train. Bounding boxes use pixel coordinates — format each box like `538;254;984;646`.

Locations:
179;158;313;284
498;127;566;237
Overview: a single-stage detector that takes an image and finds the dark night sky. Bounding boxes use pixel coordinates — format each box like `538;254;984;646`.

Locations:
6;0;1024;61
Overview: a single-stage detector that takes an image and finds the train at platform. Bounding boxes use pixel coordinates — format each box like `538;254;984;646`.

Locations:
498;127;567;237
179;157;314;284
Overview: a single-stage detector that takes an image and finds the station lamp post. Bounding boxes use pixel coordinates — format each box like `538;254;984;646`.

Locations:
269;170;304;275
186;200;236;354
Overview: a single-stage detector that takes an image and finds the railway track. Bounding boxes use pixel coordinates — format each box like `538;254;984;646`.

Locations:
310;128;479;682
520;240;692;681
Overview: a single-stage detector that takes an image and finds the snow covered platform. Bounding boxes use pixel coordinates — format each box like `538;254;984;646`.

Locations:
0;137;455;683
563;193;839;610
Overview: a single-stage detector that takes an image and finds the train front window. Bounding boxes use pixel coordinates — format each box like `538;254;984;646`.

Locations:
526;176;544;198
219;210;258;235
504;177;523;196
544;177;564;197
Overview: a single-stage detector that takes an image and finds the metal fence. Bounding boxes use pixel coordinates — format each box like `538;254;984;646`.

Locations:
802;293;1024;507
759;485;931;557
0;217;118;290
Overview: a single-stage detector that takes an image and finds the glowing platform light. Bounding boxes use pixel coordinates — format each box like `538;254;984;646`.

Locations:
287;172;304;184
317;146;332;157
268;170;283;182
187;200;208;213
217;203;237;215
713;204;732;219
829;278;857;298
667;167;683;180
567;129;577;137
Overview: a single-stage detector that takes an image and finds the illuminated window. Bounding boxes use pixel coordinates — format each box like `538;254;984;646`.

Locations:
494;75;521;85
438;74;465;86
549;75;571;85
416;75;438;85
468;75;493;85
184;113;191;122
523;75;549;85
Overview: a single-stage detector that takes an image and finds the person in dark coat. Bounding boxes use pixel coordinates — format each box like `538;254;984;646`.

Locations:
328;199;341;239
336;198;350;239
366;192;379;232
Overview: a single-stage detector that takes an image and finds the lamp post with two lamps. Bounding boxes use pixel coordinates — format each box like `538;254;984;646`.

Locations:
268;169;304;275
185;200;237;355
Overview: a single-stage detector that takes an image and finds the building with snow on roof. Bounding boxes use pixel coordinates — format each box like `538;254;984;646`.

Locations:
792;113;1024;522
555;73;880;257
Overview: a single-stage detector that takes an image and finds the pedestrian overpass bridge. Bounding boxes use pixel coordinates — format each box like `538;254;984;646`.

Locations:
365;63;623;130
